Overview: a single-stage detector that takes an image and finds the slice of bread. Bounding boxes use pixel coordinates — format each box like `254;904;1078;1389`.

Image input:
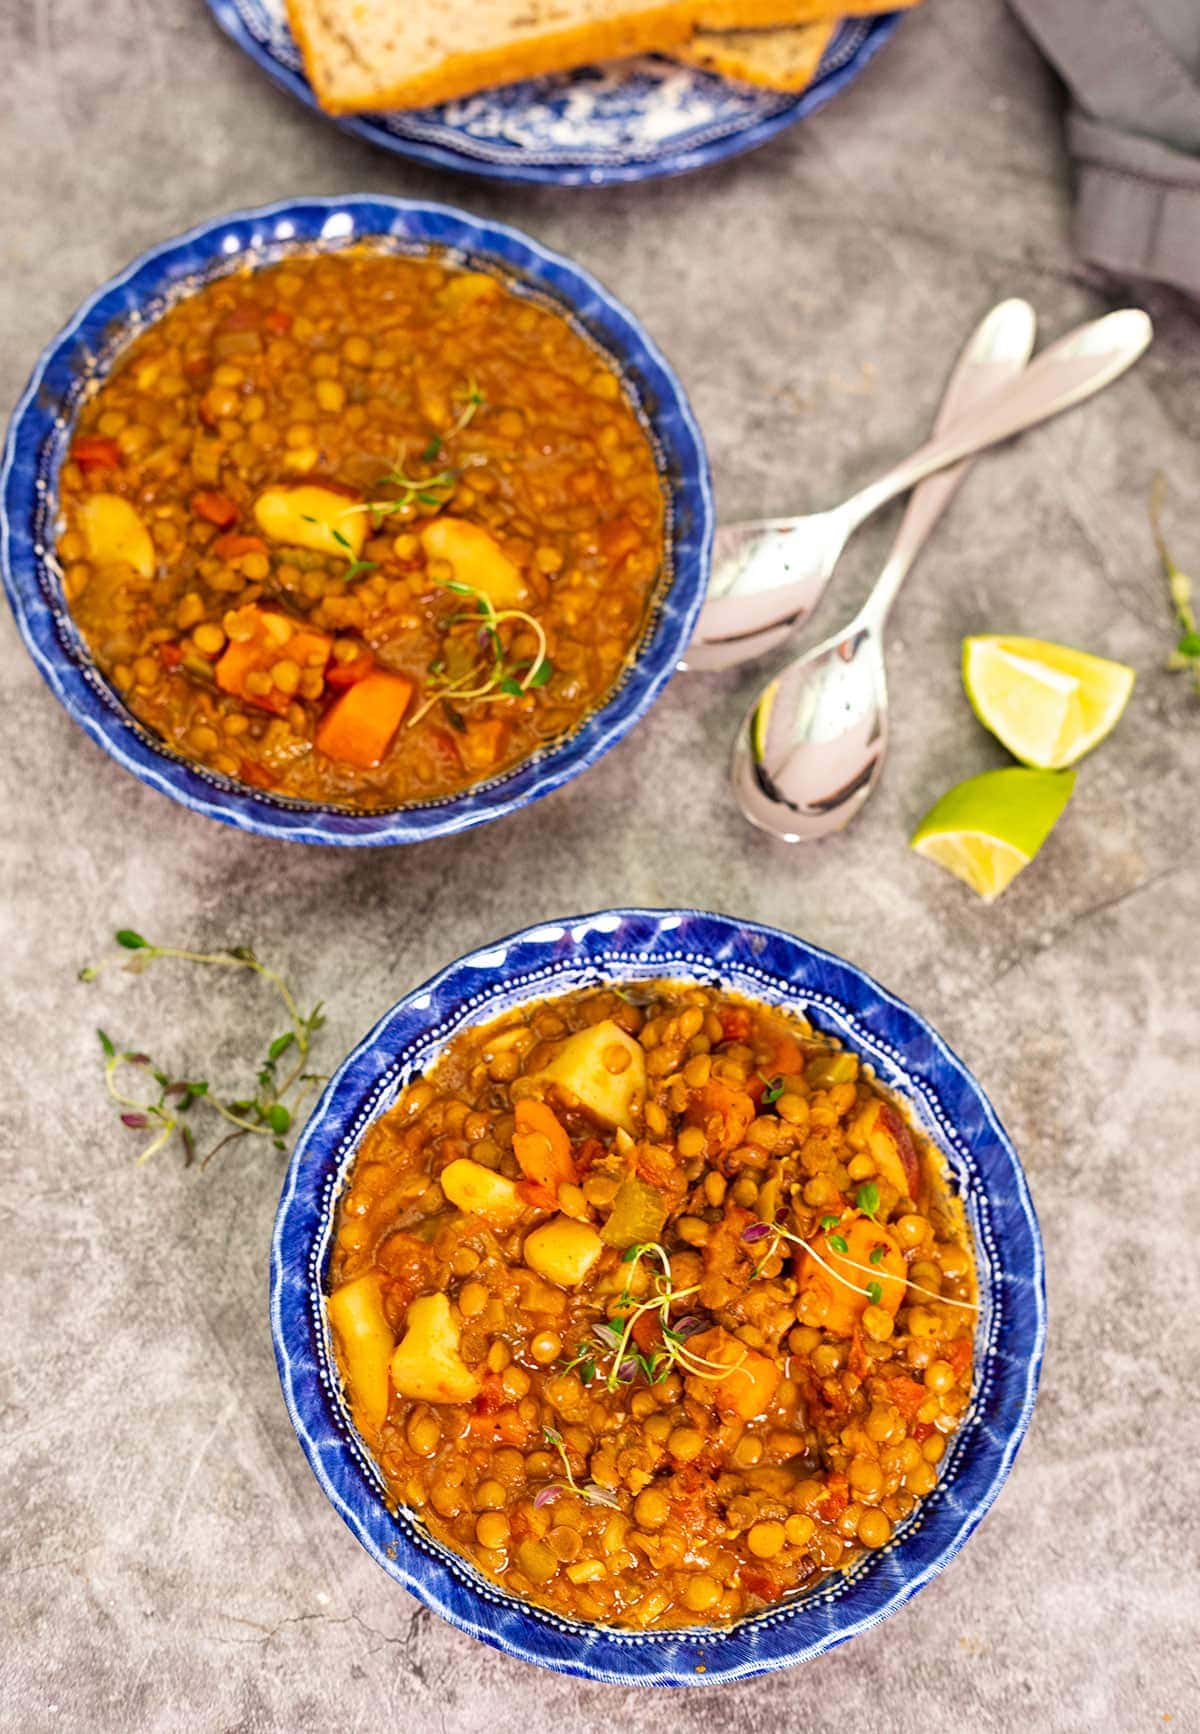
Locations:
673;19;835;89
287;0;864;114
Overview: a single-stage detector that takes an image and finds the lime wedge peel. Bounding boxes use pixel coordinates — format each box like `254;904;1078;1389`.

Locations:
911;766;1077;901
962;635;1135;770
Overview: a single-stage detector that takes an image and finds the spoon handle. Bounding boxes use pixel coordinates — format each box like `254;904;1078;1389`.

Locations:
846;308;1152;530
860;298;1037;628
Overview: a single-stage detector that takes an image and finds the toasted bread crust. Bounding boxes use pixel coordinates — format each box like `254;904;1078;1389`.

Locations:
286;0;877;115
673;19;835;90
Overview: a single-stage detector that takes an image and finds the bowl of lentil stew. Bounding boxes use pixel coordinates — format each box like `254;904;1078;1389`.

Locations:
272;909;1045;1684
1;199;711;844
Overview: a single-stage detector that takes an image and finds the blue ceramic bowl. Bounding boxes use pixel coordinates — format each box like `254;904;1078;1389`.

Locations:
272;908;1045;1686
0;198;711;846
205;1;902;187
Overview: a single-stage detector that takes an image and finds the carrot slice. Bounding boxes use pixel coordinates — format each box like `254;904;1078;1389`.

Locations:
215;606;333;716
797;1215;906;1337
314;670;413;769
512;1099;577;1196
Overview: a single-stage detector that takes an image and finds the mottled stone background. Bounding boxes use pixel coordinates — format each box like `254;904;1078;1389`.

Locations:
2;1;1197;1729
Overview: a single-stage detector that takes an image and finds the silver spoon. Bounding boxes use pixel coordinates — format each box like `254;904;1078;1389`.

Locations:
730;300;1070;842
684;306;1154;672
730;299;1035;841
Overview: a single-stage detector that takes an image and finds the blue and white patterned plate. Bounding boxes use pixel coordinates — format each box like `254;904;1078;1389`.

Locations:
272;908;1046;1685
206;0;903;185
0;198;711;846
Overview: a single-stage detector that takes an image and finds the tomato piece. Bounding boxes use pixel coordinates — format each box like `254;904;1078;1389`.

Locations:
71;436;121;472
212;532;267;561
264;308;293;334
948;1337;973;1383
819;1472;849;1521
515;1178;559;1213
325;649;375;689
157;641;183;669
191;490;239;529
719;1007;752;1043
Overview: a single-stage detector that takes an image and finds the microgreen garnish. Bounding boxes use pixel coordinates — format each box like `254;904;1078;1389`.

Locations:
869;1246;885;1266
1151;476;1200;696
819;1214;840;1231
81;933;325;1166
588;1243;738;1393
406;580;552;728
759;1074;785;1105
741;1216;977;1311
339;380;487;544
539;1425;620;1510
856;1181;880;1220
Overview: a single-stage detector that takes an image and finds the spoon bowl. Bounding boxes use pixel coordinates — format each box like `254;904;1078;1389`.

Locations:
733;623;888;841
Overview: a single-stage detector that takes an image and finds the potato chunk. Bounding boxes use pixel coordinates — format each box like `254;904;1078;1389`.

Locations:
523;1217;602;1288
420;517;526;607
389;1293;480;1405
253;485;365;560
327;1273;395;1432
441;1157;523;1225
851;1099;921;1201
75;494;155;578
535;1020;645;1134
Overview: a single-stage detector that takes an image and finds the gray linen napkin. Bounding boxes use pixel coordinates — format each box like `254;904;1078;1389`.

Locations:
1009;0;1200;296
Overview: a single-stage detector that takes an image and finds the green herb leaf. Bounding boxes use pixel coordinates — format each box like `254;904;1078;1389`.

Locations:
268;1032;295;1062
856;1181;880;1219
578;1359;595;1386
421;436;443;462
621;1244;644;1263
828;1234;848;1254
1177;629;1200;657
343;559;378;583
866;1281;883;1305
267;1103;291;1135
115;930;148;951
542;1424;563;1446
869;1245;885;1266
760;1074;785;1105
97;1028;116;1058
820;1214;841;1231
526;658;553;689
498;676;524;697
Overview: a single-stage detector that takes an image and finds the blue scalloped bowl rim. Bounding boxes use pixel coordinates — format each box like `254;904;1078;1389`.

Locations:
0;198;711;846
204;2;903;187
271;907;1046;1685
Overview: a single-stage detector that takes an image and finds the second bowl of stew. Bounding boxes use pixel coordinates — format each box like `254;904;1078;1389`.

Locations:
1;198;711;844
272;909;1046;1684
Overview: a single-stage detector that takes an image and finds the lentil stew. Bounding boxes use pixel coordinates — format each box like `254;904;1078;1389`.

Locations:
57;249;666;807
329;980;977;1629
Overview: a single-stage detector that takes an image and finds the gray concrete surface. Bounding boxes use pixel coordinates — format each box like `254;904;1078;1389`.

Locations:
2;1;1198;1729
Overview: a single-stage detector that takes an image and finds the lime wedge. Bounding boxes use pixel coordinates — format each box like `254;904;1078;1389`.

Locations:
911;766;1076;901
962;635;1135;769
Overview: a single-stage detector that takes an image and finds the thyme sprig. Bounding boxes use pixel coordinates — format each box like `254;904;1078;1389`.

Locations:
1150;476;1200;696
561;1242;743;1394
406;579;552;728
81;930;325;1166
742;1213;977;1312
